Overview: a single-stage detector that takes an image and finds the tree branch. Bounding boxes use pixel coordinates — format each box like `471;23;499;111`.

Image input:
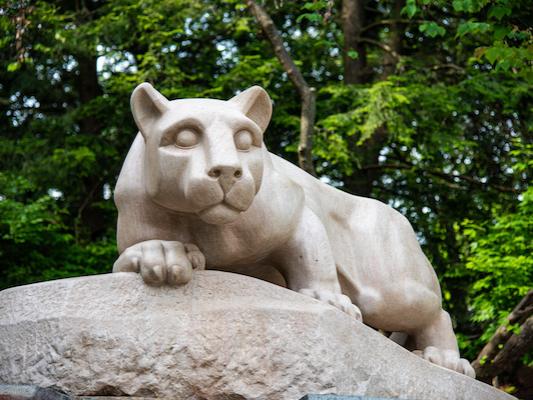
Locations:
247;0;316;176
431;63;466;74
491;317;533;375
12;4;34;64
430;170;520;193
360;163;411;171
472;290;533;382
361;18;426;33
361;161;520;193
360;38;400;61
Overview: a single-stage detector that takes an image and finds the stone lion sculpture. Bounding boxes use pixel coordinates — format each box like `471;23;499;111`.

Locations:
113;83;475;378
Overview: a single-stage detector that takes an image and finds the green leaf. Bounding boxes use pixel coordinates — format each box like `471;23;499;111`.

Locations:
420;22;446;38
402;0;418;18
7;62;20;72
457;21;491;38
296;12;322;23
452;0;466;11
488;5;512;20
302;1;328;11
347;50;359;59
493;25;511;41
452;0;485;13
54;31;66;43
484;46;504;64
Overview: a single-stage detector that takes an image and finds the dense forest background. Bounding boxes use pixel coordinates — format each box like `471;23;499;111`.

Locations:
0;0;531;396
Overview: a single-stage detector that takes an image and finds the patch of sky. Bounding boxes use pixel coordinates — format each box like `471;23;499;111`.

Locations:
216;40;238;62
103;183;112;200
410;148;422;161
96;48;137;79
48;188;63;200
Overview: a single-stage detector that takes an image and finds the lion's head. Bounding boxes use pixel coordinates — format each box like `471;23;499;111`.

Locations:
130;83;272;225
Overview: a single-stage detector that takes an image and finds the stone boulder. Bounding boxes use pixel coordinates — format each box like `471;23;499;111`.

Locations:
0;271;515;400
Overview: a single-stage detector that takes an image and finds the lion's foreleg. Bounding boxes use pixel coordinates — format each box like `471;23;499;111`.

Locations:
272;206;362;321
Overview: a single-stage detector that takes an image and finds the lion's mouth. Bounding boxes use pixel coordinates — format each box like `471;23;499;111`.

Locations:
196;200;248;225
199;199;246;214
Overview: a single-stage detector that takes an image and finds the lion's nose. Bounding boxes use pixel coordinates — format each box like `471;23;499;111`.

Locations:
208;166;242;179
208;165;243;192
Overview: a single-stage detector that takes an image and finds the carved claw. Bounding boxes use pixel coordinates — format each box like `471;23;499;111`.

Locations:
113;240;204;286
414;346;476;378
299;288;363;322
167;263;193;285
141;263;166;286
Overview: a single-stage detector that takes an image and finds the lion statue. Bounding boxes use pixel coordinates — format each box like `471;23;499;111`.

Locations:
113;83;475;378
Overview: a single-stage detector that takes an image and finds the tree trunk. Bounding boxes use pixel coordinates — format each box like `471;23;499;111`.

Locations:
383;0;405;77
298;87;316;175
74;53;105;240
342;0;366;84
247;0;316;176
342;0;406;197
76;54;103;136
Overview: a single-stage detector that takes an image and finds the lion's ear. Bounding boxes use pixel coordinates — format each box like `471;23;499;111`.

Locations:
131;82;170;139
229;86;272;133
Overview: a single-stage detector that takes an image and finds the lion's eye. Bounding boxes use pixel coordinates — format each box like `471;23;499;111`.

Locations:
234;130;253;151
175;129;199;148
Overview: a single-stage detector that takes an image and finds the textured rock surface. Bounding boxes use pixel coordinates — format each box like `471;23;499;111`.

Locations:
0;384;71;399
0;272;515;400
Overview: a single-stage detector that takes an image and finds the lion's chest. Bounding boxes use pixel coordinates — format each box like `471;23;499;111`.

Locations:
190;184;303;267
196;230;281;268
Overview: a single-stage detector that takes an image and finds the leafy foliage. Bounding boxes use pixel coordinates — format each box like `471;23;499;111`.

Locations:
459;186;533;353
0;173;116;287
0;0;531;389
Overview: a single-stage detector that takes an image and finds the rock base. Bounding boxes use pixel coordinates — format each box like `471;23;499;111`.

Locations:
0;271;515;400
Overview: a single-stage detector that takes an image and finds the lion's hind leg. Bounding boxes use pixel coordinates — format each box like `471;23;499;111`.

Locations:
409;309;475;378
353;281;475;378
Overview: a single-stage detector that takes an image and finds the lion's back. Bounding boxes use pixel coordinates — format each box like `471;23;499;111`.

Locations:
270;153;441;310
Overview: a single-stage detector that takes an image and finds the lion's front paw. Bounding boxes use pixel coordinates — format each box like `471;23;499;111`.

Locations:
113;240;205;286
413;346;475;378
299;288;363;322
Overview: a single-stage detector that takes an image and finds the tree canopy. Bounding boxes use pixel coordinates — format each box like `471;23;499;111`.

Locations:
0;0;531;395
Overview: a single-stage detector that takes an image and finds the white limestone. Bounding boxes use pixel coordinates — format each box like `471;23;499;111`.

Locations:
0;272;515;400
113;83;472;375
